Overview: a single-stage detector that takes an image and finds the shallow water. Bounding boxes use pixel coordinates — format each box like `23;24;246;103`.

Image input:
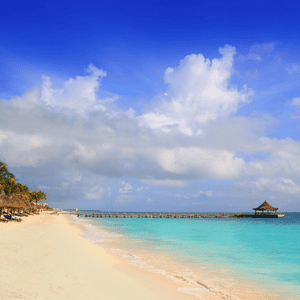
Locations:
68;213;300;300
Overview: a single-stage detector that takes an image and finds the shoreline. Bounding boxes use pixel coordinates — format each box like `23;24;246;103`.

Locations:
66;213;297;300
0;211;225;300
1;211;296;300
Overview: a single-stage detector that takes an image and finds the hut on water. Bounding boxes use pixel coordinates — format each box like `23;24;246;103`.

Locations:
253;201;278;215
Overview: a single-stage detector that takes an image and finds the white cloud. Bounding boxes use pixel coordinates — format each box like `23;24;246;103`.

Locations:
41;64;116;115
119;181;133;193
247;137;300;177
137;186;144;191
85;186;106;200
138;45;253;135
255;178;300;195
291;97;300;107
0;59;298;188
2;45;300;207
238;177;300;196
199;191;213;197
156;147;245;179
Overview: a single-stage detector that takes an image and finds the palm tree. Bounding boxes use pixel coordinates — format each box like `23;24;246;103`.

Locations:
0;162;47;209
1;177;17;196
29;190;47;205
0;161;15;182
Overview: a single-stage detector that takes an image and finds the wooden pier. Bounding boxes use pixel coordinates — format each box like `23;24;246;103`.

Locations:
76;212;236;219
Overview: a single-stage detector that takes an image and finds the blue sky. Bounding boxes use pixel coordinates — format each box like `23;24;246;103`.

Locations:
1;0;300;211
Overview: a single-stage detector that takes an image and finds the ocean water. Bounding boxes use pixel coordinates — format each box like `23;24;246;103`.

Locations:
68;212;300;300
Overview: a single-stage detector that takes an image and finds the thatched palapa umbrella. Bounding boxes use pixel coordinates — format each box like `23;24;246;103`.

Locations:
24;200;33;214
253;201;278;215
1;196;18;216
0;187;6;218
0;195;7;219
12;195;25;215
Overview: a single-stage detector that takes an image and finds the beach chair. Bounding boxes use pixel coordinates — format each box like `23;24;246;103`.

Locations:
4;215;22;222
0;218;8;223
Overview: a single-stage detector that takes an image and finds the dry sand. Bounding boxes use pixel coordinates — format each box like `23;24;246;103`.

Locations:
0;212;226;300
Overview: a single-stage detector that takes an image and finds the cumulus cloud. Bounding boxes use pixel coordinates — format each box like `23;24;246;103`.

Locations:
119;181;133;193
138;45;253;135
1;45;300;206
41;64;108;114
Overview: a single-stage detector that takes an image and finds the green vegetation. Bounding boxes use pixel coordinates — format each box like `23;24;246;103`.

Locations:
0;161;47;205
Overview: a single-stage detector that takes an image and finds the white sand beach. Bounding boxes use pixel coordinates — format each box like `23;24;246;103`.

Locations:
0;212;228;300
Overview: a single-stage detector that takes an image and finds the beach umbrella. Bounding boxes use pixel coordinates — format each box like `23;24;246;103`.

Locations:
12;195;25;213
0;195;13;216
24;200;33;213
0;194;7;218
1;196;17;215
8;196;18;209
27;201;33;212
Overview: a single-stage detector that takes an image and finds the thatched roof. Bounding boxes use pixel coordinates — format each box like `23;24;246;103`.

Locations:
24;200;33;209
0;195;18;208
253;201;278;211
0;195;6;208
12;195;26;209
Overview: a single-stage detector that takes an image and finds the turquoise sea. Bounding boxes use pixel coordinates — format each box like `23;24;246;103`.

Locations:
68;212;300;300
